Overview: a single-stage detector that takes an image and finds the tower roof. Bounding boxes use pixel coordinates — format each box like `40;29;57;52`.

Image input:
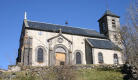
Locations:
98;10;120;22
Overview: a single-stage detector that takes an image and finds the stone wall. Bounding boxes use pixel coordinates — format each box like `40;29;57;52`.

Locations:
121;62;138;80
0;69;8;72
8;65;21;72
85;40;93;64
93;48;123;64
6;64;123;72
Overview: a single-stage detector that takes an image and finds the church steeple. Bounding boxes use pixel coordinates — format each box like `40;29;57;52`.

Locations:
98;10;121;45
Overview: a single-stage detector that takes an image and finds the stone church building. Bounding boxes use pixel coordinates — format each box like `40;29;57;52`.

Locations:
16;10;124;66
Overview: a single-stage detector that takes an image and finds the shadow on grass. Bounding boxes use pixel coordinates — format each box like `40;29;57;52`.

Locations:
97;68;121;72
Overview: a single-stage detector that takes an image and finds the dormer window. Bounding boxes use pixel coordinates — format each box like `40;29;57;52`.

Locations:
112;19;116;28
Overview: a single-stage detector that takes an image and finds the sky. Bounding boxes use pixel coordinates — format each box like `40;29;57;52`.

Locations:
0;0;130;70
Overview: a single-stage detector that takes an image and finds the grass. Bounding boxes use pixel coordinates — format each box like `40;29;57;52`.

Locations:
79;68;123;80
0;68;123;80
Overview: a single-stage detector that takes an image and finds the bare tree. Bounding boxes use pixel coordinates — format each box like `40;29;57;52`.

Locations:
5;49;18;65
120;0;138;72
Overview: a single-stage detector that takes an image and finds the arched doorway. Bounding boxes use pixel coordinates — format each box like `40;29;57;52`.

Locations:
50;44;69;66
55;47;66;66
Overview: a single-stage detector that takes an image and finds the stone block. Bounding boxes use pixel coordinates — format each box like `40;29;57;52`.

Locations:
8;65;21;72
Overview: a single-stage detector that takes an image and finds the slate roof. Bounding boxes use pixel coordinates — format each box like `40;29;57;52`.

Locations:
98;10;120;22
26;20;107;39
87;38;121;50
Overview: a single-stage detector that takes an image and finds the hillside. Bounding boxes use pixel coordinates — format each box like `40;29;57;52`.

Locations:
0;65;124;80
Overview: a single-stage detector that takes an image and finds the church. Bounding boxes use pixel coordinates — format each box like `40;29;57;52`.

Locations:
16;10;124;66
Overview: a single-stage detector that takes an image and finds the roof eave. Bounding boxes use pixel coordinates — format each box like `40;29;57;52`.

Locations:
92;47;121;51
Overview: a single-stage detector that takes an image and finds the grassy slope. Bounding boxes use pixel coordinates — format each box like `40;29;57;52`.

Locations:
79;68;123;80
0;68;123;80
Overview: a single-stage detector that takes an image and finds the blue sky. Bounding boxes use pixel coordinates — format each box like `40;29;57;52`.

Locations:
0;0;130;70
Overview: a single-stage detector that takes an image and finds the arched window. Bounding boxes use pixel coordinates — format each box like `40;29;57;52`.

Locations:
102;22;106;32
112;19;116;28
98;53;103;63
76;52;81;64
114;54;118;64
37;48;43;62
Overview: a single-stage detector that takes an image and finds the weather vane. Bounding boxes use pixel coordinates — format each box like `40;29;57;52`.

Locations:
106;3;108;10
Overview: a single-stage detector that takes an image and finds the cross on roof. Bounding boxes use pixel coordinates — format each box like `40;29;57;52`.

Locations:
58;28;62;33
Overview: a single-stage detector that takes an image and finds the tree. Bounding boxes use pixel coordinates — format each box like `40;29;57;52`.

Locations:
5;50;18;65
120;0;138;73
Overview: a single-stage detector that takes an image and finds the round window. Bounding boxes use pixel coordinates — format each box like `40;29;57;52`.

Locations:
58;38;63;43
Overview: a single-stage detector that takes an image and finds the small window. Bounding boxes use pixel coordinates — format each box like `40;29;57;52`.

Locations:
114;54;118;64
37;48;43;62
118;41;122;45
98;53;103;63
113;35;117;41
112;19;116;27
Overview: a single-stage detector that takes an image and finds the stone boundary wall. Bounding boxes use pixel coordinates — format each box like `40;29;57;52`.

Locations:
0;69;8;72
5;64;123;72
0;64;124;73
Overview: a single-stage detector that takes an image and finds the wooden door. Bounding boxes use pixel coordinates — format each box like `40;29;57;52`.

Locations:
55;53;65;66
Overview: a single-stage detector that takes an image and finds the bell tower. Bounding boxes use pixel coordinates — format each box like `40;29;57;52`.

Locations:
98;10;121;45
